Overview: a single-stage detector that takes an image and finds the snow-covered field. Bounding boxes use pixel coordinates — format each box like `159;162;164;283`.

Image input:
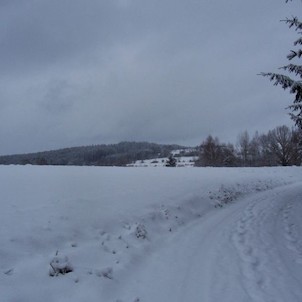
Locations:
1;165;302;302
127;156;197;167
127;148;197;167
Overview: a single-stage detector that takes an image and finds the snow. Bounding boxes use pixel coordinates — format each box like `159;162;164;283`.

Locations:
127;148;198;167
1;165;302;302
127;156;197;167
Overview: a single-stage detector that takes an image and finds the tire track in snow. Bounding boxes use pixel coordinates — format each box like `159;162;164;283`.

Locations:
231;199;271;302
282;200;302;264
231;183;302;302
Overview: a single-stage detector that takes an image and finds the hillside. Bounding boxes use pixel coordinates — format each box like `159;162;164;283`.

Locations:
0;142;190;166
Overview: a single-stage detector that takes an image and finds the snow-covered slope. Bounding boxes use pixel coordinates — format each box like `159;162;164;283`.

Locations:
1;166;302;302
113;182;302;302
127;155;197;167
127;148;198;167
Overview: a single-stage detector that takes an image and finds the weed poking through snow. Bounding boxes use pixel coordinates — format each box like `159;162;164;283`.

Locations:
49;251;73;277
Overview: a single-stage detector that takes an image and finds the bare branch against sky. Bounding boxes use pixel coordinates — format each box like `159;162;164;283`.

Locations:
0;0;301;154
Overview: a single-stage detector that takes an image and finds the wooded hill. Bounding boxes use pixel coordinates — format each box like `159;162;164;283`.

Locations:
0;142;186;166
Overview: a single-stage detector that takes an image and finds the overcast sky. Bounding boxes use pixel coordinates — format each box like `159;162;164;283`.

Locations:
0;0;301;155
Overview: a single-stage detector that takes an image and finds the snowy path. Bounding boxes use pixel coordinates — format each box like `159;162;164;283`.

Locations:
110;183;302;302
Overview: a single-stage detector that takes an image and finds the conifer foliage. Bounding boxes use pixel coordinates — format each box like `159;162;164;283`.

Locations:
261;0;302;128
166;154;177;167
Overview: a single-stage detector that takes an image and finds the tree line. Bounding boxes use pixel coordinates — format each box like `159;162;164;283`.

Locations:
196;125;301;167
0;142;184;166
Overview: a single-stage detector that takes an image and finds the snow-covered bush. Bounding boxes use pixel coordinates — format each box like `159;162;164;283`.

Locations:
49;252;73;277
135;224;147;239
209;185;241;207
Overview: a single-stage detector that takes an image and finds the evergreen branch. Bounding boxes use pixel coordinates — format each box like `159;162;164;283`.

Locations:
294;37;302;46
290;81;302;102
263;1;302;129
287;49;302;60
280;64;302;77
289;112;302;128
282;17;302;30
260;72;295;89
288;103;302;111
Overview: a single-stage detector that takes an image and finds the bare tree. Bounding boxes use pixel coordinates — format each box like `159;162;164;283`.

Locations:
237;131;250;166
197;136;222;166
249;131;262;166
197;136;237;167
267;125;297;166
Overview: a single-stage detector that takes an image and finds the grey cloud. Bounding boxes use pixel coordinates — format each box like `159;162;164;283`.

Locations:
42;80;75;114
0;0;301;154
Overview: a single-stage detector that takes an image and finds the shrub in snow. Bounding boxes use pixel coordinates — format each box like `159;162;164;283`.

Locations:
209;185;241;207
166;154;177;167
49;252;73;277
135;223;147;239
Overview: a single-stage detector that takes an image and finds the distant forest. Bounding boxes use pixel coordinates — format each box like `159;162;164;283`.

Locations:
0;125;301;167
0;142;186;166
